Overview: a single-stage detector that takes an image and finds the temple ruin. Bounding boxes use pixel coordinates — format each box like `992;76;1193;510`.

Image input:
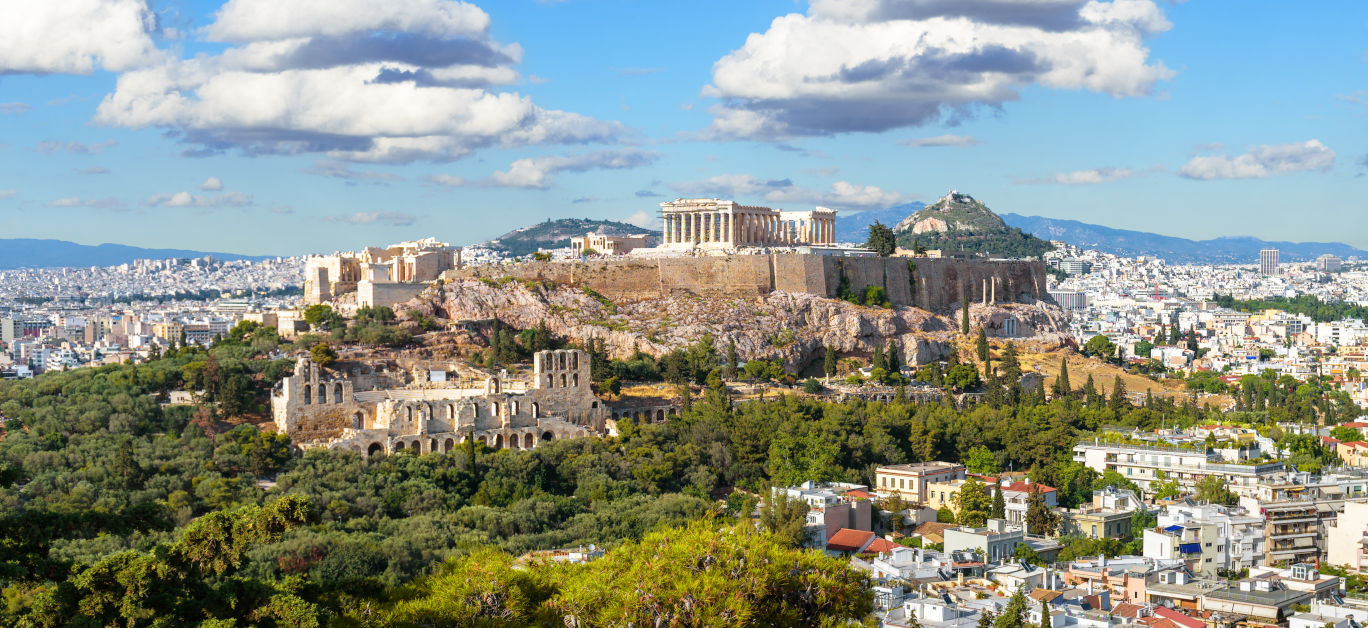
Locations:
272;349;606;456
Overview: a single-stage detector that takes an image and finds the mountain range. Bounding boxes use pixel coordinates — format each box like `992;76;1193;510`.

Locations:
0;239;273;270
999;214;1367;263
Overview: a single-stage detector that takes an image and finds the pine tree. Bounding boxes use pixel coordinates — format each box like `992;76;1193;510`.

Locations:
990;483;1006;520
865;220;897;257
824;347;837;378
1109;375;1128;412
1038;602;1052;628
976;327;990;363
962;293;971;335
1082;374;1098;406
1054;358;1071;398
872;343;887;372
725;337;739;379
886;339;900;372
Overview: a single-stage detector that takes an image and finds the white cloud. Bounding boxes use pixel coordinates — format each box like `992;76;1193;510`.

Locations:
1180;140;1335;180
302;159;404;182
421;173;467;187
902;134;979;147
483;149;658;189
78;167;111;175
199;176;224;191
94;0;622;163
47;197;122;208
667;174;904;209
0;0;163;74
0;189;15;200
36;139;117;154
1016;167;1137;184
0;102;31;115
704;0;1174;138
624;209;662;230
146;191;253;207
327;211;417;226
206;0;491;42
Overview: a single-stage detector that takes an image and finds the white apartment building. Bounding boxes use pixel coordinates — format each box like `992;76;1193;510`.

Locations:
1072;441;1285;497
1143;504;1264;577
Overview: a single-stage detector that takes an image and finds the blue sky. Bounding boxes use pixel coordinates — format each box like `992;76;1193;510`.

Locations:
0;0;1364;255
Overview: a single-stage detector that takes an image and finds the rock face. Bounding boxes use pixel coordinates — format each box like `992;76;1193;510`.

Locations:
895;191;1009;235
401;278;1069;371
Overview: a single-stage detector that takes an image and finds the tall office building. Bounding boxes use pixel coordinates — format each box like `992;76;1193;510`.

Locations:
1259;248;1280;276
1316;254;1343;273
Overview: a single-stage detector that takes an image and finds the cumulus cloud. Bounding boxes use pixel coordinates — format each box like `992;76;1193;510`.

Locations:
36;139;117;154
625;209;662;230
903;134;980;147
47;197;122;208
703;0;1174;138
327;211;417;226
0;0;164;74
146;191;253;207
1179;140;1335;180
0;189;16;200
199;176;224;191
667;174;904;209
482;149;658;189
94;0;622;162
0;102;31;115
1016;167;1137;184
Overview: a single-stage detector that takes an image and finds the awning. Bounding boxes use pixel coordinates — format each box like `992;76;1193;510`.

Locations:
1165;525;1185;533
1178;543;1202;554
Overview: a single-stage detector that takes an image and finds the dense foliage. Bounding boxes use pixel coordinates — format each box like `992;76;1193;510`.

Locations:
1214;293;1368;324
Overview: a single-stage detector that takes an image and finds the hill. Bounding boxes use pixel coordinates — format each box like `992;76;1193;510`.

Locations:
484;218;659;257
0;238;272;269
1000;214;1368;264
834;201;924;243
891;192;1053;258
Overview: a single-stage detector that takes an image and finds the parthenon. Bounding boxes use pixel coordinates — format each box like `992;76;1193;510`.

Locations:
658;198;836;249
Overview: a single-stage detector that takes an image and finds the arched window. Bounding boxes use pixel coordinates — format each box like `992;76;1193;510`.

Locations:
334;383;344;403
367;443;383;457
318;385;327;404
524;433;534;449
494;434;503;449
572;373;579;387
444;438;454;453
395;441;406;451
407;406;414;422
561;373;567;387
511;401;519;415
492;403;500;417
303;386;311;404
532;402;540;418
352;412;363;429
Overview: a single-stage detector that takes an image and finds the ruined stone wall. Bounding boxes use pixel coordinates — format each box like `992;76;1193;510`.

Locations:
446;254;1049;312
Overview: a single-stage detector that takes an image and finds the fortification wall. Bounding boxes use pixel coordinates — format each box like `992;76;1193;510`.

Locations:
446;254;1048;312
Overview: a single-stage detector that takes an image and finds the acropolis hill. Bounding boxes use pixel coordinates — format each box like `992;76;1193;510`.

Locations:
444;253;1050;314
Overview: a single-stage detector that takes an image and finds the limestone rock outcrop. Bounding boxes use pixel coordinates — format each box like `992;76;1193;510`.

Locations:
401;278;1068;372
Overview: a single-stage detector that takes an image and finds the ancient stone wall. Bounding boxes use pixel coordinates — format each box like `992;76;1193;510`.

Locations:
446;254;1049;312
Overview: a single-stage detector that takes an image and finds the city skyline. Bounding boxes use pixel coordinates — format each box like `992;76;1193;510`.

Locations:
1;0;1365;256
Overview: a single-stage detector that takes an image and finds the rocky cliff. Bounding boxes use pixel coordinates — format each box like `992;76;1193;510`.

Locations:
400;278;1069;371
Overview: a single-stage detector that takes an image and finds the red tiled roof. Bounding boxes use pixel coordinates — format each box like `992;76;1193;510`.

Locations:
826;528;874;553
1341;421;1368;428
1152;606;1205;628
1342;441;1368;450
866;537;899;554
847;490;874;499
1005;481;1057;494
1112;603;1145;619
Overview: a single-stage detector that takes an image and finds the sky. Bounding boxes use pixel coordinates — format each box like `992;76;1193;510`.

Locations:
0;0;1364;256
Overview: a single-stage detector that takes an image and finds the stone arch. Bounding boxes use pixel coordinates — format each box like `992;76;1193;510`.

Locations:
510;435;520;450
572;373;579;387
656;409;664;422
334;383;344;403
473;403;480;418
492;403;500;418
407;406;414;422
561;373;567;387
303;386;312;404
352;412;363;429
511;401;519;415
591;401;598;409
394;441;406;452
367;442;383;457
669;408;678;416
532;402;540;418
448;404;455;420
493;434;503;449
541;431;554;443
492;378;501;394
611;411;619;420
444;438;454;453
318;384;328;404
524;433;534;449
429;438;438;453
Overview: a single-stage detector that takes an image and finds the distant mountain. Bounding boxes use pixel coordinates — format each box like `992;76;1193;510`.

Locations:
1000;214;1368;264
0;238;272;270
834;202;925;243
889;192;1053;258
484;218;659;257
